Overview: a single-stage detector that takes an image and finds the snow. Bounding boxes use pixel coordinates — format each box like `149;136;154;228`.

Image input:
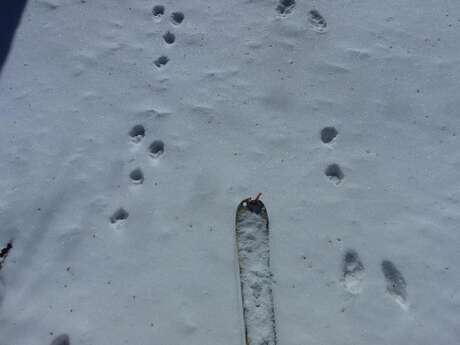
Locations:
1;0;460;344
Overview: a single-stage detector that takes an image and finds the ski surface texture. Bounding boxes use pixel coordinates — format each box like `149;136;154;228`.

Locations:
235;196;276;345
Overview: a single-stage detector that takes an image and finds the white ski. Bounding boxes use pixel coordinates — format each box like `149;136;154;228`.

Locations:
235;194;277;345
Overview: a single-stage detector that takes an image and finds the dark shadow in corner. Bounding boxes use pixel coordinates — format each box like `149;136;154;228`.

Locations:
0;0;28;75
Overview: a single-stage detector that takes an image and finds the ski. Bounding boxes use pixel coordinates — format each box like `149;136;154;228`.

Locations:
235;193;277;345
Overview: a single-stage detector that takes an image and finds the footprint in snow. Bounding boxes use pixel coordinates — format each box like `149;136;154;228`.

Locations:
154;56;169;68
308;10;327;32
171;11;185;25
381;260;408;308
276;0;295;15
129;124;145;143
0;241;12;308
321;126;338;144
130;168;144;184
163;31;175;45
0;241;13;272
152;5;165;18
341;249;365;294
50;334;70;345
325;163;344;184
110;208;129;224
149;140;165;158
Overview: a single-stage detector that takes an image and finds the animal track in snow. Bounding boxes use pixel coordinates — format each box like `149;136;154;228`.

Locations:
276;0;295;15
130;168;144;184
154;56;169;68
341;249;365;294
129;124;145;142
163;31;175;44
149;140;165;158
308;10;327;32
381;260;408;307
50;334;70;345
171;11;184;25
152;5;165;17
321;126;338;144
38;0;59;10
110;208;129;224
325;164;344;184
0;241;13;272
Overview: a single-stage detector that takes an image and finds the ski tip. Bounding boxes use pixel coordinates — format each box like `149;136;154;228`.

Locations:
239;193;266;215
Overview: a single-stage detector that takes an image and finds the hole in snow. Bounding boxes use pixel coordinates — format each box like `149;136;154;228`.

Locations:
154;56;169;68
343;249;364;279
152;5;165;17
130;168;144;184
149;140;165;158
381;260;407;302
171;11;184;25
129;124;145;142
163;31;175;44
276;0;295;15
308;10;327;32
0;241;12;259
110;208;129;224
0;240;13;272
325;164;344;184
50;334;70;345
320;126;338;144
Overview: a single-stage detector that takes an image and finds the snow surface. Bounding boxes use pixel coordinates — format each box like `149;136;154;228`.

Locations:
1;0;460;344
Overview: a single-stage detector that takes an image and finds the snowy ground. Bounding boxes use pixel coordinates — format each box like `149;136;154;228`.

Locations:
1;0;460;344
